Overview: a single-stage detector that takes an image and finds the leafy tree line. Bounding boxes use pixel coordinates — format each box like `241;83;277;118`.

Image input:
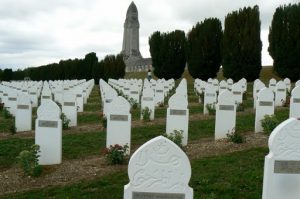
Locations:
268;3;300;81
0;53;125;83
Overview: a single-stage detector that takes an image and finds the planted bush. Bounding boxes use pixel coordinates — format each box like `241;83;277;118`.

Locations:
206;103;216;115
17;144;42;177
3;107;12;119
61;113;70;130
227;129;244;144
141;107;151;122
163;130;184;149
236;103;245;112
104;144;129;165
129;98;138;109
261;115;279;135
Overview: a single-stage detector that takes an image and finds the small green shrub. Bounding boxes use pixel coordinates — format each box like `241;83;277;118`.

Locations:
199;93;204;104
61;113;70;130
10;120;16;134
261;115;279;135
17;144;42;177
163;130;184;149
243;92;248;100
158;102;164;107
206;103;216;115
3;107;12;119
129;98;138;109
0;103;4;111
141;107;151;122
236;103;245;112
227;129;244;144
104;144;129;165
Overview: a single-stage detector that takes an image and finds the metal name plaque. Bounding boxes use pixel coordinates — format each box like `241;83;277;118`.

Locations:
143;97;153;101
42;96;50;99
105;99;112;103
293;98;300;103
170;109;187;116
30;92;36;95
270;84;276;87
0;91;2;93
124;88;130;90
131;91;139;94
164;86;168;88
156;90;163;93
206;93;215;97
64;102;75;106
38;120;58;128
3;93;8;96
133;192;185;199
277;89;285;92
219;105;234;111
76;94;82;97
274;160;300;174
17;105;29;109
110;114;128;121
8;97;17;101
220;87;226;89
233;91;241;95
259;101;273;106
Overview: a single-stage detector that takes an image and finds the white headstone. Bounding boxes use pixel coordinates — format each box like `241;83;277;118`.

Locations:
141;88;155;120
124;136;193;199
219;80;228;94
290;86;300;118
215;90;236;139
154;84;165;106
203;84;217;114
106;96;131;154
262;118;300;199
62;92;77;127
35;100;62;165
269;78;277;92
253;80;266;108
15;94;32;132
275;81;287;107
166;94;189;146
255;88;275;133
284;78;291;92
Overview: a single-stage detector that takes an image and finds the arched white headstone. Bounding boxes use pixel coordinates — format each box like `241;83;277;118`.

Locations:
263;118;300;199
124;136;193;199
16;94;32;132
290;86;300;118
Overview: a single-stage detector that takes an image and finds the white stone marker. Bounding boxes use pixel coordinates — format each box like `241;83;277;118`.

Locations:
232;83;243;104
269;78;277;92
275;81;287;106
106;96;131;154
7;90;18;116
154;84;165;106
74;87;84;112
219;80;228;94
15;94;32;132
62;92;77;127
227;78;233;91
35;100;62;165
140;88;155;120
166;94;189;146
204;84;217;114
255;88;274;133
296;80;300;88
290;86;300;118
124;136;193;199
262;118;300;199
253;80;266;108
215;90;236;139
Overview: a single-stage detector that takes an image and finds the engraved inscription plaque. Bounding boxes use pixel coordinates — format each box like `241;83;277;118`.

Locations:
143;97;153;101
206;93;215;97
259;101;273;106
293;98;300;103
219;105;234;111
110;114;128;121
38;120;58;128
30;92;36;95
105;99;112;103
156;90;163;93
274;160;300;174
233;91;241;95
76;94;82;97
124;88;130;91
277;89;285;92
133;192;185;199
64;102;75;106
17;105;29;109
131;91;139;94
3;93;8;96
220;87;226;89
170;109;187;116
8;97;17;101
42;96;50;99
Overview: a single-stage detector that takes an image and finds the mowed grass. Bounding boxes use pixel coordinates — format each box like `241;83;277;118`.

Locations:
1;147;267;199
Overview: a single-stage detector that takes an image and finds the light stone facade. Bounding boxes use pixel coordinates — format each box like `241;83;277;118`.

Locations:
121;2;152;72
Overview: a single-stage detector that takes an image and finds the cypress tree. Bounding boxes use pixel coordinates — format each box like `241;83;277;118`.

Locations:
187;18;222;80
223;6;262;81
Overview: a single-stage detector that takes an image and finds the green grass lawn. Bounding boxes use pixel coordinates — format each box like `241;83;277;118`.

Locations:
1;147;267;199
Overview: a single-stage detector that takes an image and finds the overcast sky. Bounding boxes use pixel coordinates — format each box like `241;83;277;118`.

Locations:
0;0;297;70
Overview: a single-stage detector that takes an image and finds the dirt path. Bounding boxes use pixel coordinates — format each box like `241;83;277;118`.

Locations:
0;132;268;196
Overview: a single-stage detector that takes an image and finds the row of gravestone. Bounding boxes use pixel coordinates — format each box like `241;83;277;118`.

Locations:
123;116;300;199
0;79;94;132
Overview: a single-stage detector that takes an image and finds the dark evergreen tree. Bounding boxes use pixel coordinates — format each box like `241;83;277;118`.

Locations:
103;54;126;81
2;68;13;81
223;6;262;81
269;3;300;81
149;30;186;79
186;18;222;79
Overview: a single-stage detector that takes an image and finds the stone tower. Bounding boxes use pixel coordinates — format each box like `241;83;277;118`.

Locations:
121;1;142;60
